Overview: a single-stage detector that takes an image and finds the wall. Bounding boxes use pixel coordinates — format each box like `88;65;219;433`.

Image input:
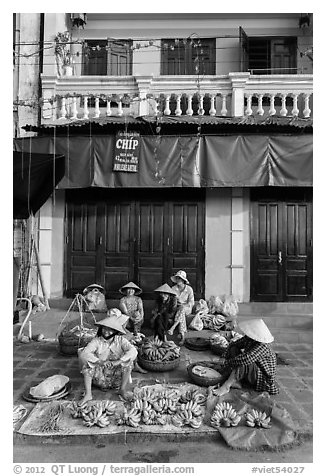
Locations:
205;188;250;302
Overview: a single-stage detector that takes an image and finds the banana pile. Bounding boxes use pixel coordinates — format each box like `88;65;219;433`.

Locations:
245;409;271;429
116;387;206;429
210;401;241;428
140;337;180;361
69;400;116;428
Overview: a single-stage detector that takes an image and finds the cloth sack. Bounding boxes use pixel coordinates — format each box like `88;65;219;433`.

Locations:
30;375;69;398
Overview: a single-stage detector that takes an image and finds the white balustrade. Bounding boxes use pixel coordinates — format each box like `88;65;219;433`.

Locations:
41;73;312;122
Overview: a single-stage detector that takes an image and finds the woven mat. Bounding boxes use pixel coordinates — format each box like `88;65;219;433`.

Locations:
17;383;309;450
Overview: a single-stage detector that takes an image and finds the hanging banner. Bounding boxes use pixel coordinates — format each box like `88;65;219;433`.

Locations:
113;131;140;172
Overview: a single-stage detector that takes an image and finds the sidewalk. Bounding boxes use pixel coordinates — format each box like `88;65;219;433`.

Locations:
13;305;313;437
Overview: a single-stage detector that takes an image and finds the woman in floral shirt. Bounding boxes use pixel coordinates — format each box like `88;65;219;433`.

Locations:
168;270;195;345
119;282;144;335
78;308;137;403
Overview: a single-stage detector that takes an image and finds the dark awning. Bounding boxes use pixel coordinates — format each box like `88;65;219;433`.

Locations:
13;134;312;189
13;151;65;218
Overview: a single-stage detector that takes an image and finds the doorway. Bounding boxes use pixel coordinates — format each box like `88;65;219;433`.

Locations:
250;188;312;301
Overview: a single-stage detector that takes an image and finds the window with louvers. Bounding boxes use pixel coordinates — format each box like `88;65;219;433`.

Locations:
161;38;216;75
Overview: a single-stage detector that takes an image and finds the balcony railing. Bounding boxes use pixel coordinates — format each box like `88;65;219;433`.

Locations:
41;72;313;123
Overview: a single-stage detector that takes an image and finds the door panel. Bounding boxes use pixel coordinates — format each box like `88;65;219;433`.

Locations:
102;202;135;296
251;189;312;302
66;202;102;296
169;201;204;299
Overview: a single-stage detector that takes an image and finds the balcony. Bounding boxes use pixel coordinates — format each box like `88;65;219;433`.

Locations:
41;72;313;123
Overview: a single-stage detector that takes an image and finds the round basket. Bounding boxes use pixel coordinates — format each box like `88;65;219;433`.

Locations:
58;332;96;355
210;341;228;357
138;354;180;372
187;360;225;387
184;337;211;351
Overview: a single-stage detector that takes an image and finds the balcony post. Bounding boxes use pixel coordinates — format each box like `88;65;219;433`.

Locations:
229;72;250;117
135;75;153;116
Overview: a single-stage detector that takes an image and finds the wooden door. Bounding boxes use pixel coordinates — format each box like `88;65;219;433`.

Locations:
251;188;312;302
66;200;103;296
168;200;205;299
65;189;205;299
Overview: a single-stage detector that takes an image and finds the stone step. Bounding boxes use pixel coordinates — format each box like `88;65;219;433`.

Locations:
237;314;313;330
238;302;313;316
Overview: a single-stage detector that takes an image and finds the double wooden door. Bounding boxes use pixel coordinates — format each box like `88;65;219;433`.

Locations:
251;188;312;301
65;189;205;299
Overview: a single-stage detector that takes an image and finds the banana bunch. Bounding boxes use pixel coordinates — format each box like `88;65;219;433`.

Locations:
171;400;204;429
132;398;152;413
140;338;180;362
81;402;112;428
136;387;159;405
69;401;88;419
210;402;241;428
142;408;157;425
212;315;227;328
153;397;177;414
179;389;207;405
245;409;271;429
117;408;141;428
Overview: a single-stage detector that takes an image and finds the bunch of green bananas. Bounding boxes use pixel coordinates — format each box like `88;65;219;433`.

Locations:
69;400;116;428
210;401;241;428
140;338;180;361
245;409;271;429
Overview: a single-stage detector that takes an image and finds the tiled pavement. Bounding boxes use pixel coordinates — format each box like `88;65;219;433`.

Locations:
13;332;313;435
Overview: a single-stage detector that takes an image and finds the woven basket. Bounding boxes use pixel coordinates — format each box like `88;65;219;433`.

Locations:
210;341;228;357
184;337;211;351
58;331;96;355
138;354;180;372
187;360;225;387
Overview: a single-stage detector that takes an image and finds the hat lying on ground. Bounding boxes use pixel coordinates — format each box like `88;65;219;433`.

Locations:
170;270;189;284
238;318;274;344
119;282;142;295
30;375;69;398
95;308;129;334
154;283;177;295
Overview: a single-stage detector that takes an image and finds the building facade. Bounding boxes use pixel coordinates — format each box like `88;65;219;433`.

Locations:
13;13;313;303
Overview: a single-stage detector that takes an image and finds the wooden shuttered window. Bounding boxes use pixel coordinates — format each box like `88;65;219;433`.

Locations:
83;40;132;75
161;38;216;75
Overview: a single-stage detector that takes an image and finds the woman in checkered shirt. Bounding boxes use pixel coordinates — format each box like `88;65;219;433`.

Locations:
214;318;279;396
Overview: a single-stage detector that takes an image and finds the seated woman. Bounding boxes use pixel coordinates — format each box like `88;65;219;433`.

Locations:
168;270;195;345
78;308;137;404
214;318;279;396
119;281;144;336
152;284;178;342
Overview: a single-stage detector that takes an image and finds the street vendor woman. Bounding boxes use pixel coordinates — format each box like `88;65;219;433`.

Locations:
152;283;178;342
214;318;279;396
168;270;195;345
78;308;137;404
119;281;144;336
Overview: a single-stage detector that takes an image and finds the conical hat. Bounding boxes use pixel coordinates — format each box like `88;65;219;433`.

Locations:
95;308;128;334
238;318;274;344
83;283;104;293
154;283;177;295
119;281;142;295
170;270;189;284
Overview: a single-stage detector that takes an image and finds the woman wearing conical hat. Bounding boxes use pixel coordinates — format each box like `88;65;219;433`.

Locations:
119;282;144;336
151;284;178;342
168;270;195;345
78;308;138;404
213;318;279;397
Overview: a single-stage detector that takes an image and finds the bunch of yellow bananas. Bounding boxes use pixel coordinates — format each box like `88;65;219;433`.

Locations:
210;401;241;428
179;388;207;405
245;409;271;429
118;408;141;428
140;338;180;361
171;399;204;429
69;400;116;428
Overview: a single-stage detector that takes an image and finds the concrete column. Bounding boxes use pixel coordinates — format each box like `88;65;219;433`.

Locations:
38;198;53;297
135;75;153;116
229;72;250;117
231;188;244;301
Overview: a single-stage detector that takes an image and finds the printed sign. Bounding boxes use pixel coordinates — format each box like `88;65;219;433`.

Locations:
113;131;140;173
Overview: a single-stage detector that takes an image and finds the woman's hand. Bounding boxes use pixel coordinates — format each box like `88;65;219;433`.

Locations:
110;359;122;367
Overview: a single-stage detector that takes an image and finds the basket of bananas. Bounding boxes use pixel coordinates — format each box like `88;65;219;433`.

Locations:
209;333;230;356
138;337;181;372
